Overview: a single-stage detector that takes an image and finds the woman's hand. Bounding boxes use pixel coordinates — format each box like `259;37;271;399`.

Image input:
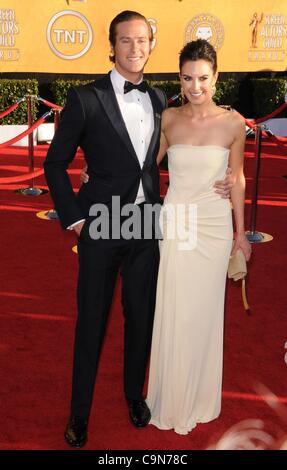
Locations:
80;165;89;185
214;167;235;199
231;232;252;261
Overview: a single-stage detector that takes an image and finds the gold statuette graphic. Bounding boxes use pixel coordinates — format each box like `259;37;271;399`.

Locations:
249;12;264;48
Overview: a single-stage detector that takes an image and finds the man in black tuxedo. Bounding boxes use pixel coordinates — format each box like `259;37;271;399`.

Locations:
44;10;232;448
44;10;166;448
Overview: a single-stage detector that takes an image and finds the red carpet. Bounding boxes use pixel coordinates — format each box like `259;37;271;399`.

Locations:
0;140;286;450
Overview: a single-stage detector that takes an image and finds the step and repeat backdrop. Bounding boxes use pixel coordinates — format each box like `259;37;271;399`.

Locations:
1;0;286;73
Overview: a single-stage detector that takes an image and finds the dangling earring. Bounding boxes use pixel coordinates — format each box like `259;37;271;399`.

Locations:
211;84;216;97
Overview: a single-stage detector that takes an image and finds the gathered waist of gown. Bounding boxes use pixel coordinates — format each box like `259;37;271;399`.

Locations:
164;186;231;209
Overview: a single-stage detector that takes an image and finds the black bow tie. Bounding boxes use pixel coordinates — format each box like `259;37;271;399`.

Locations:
124;80;148;94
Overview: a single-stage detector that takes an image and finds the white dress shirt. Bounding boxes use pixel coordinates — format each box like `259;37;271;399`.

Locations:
69;67;154;229
110;67;154;204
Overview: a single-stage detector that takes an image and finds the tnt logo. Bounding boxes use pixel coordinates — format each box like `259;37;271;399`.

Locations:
47;10;93;60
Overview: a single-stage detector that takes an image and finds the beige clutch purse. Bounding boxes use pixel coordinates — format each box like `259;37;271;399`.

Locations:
228;249;250;311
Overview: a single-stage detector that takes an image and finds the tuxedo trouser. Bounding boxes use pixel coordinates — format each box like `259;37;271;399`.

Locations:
71;224;159;419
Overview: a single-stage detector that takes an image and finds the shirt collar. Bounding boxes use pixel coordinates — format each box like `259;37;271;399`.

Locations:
110;67;144;94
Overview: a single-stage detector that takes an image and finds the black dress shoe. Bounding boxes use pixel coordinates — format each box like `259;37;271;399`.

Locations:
64;416;88;448
127;399;151;428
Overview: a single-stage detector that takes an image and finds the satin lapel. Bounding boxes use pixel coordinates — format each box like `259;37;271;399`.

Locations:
144;87;162;167
93;75;139;165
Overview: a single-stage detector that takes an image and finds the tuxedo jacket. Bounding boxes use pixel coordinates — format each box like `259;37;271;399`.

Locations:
44;73;167;229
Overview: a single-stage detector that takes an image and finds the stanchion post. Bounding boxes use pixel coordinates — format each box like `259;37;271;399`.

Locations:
15;95;48;196
250;124;262;237
53;108;60;131
245;124;273;244
45;108;60;219
27;95;35;190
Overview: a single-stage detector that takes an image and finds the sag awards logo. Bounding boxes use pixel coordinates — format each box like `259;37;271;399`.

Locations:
0;8;20;61
248;13;287;62
184;13;224;50
46;10;93;60
148;18;157;50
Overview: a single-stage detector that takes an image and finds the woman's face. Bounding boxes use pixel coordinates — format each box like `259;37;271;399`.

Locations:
180;59;218;105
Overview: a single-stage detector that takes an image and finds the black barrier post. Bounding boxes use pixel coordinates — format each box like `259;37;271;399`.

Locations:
45;109;60;220
16;95;48;196
245;124;273;244
53;108;60;130
28;95;36;192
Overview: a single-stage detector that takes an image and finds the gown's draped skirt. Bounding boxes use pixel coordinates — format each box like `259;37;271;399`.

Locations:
147;145;233;435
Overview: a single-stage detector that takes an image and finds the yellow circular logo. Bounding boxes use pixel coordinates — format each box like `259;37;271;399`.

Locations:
47;10;93;60
185;13;224;50
148;18;157;50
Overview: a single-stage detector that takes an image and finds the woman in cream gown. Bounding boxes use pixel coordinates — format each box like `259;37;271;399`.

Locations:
146;40;251;435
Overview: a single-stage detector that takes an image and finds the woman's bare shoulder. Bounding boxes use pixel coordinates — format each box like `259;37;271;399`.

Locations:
162;106;179;117
162;106;183;124
227;109;245;126
220;109;246;133
161;107;179;128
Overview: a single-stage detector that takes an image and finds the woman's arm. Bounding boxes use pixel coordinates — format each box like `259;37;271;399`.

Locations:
228;114;252;261
156;130;169;165
156;109;170;165
80;164;89;184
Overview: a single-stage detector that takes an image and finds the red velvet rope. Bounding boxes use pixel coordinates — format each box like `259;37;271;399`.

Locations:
244;116;287;147
253;101;287;124
0;115;47;148
167;94;181;105
0;168;44;183
0;102;19;119
269;134;287;145
38;98;62;110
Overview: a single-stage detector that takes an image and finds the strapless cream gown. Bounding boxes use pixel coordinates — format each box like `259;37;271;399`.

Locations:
147;145;233;435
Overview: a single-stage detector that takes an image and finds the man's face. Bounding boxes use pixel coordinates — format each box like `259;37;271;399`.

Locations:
112;19;152;81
